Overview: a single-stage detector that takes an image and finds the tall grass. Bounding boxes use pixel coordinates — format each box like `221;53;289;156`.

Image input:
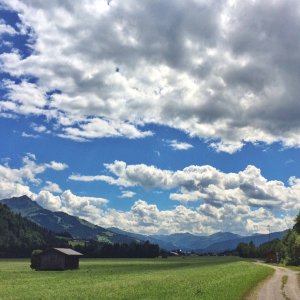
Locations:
0;256;272;300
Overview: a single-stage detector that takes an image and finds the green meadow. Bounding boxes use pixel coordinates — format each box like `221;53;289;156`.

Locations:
0;256;272;300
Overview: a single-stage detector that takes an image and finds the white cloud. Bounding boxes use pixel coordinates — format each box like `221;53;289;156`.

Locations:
210;141;244;154
70;160;300;211
21;132;39;139
0;20;17;35
42;181;62;193
1;0;300;151
0;154;68;211
0;155;295;235
60;190;108;218
0;181;33;200
165;139;193;151
0;154;68;189
119;190;136;198
34;190;62;211
87;200;293;236
31;123;47;133
46;161;68;171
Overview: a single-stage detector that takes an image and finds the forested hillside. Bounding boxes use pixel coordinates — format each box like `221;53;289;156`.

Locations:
1;196;138;244
237;212;300;266
0;203;67;257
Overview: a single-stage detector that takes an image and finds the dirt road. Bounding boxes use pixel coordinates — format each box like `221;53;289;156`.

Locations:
254;263;300;300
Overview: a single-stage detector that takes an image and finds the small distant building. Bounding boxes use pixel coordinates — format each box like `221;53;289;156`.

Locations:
265;251;280;263
32;248;83;271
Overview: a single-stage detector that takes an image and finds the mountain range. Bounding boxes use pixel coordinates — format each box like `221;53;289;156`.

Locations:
1;195;289;252
0;196;137;245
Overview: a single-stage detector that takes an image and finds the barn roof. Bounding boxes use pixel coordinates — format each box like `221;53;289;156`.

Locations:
52;248;83;256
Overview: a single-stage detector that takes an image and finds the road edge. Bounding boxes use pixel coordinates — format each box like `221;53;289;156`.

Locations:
244;263;275;300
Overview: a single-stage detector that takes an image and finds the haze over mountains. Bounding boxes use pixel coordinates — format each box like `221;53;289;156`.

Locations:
1;196;288;252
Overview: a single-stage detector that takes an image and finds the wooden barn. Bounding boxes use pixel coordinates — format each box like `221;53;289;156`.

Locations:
32;248;83;271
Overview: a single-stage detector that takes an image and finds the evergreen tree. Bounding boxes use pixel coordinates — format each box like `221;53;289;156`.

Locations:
0;204;67;257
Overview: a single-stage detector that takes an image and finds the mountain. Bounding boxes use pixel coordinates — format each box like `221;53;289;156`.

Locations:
1;196;138;244
152;232;241;250
1;196;289;253
200;230;289;253
110;228;288;253
108;227;177;250
0;203;67;257
108;228;242;251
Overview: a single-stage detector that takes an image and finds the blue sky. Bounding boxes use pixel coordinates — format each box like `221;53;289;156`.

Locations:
0;0;300;235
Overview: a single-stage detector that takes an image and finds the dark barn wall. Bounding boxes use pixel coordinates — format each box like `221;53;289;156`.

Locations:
40;251;65;270
65;256;79;269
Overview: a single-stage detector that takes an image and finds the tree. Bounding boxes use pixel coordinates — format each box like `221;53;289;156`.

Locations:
293;212;300;234
283;229;300;265
248;241;257;258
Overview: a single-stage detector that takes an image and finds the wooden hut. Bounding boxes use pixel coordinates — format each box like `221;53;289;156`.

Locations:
34;248;83;270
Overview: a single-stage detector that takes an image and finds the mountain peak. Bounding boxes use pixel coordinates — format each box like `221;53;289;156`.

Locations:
10;195;33;201
0;195;42;216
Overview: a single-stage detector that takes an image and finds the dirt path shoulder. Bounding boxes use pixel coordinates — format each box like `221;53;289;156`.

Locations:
249;262;300;300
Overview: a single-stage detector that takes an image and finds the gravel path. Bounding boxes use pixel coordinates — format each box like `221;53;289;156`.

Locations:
255;263;300;300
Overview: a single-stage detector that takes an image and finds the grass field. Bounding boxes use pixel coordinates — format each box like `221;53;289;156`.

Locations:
0;256;273;300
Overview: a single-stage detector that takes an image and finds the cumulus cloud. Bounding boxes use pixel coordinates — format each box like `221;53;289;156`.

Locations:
34;189;108;215
46;161;68;171
1;0;300;151
0;20;17;35
165;139;193;151
35;190;62;211
42;181;62;193
31;123;47;133
0;153;68;192
119;190;136;198
0;154;294;235
0;181;33;200
21;132;39;139
60;190;108;216
84;199;294;236
70;160;300;211
0;154;68;210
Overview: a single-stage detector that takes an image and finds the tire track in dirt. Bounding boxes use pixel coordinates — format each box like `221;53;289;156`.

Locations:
254;263;300;300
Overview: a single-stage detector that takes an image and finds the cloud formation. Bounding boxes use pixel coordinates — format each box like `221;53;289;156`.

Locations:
165;139;193;151
0;153;67;185
1;0;300;151
0;154;67;200
70;160;300;211
119;190;136;198
0;154;295;235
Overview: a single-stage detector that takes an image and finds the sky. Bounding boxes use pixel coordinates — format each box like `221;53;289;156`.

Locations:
0;0;300;236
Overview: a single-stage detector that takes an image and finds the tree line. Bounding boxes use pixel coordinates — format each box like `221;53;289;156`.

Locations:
72;239;160;258
236;212;300;265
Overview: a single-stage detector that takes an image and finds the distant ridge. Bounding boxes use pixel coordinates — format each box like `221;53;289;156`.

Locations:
108;227;177;250
1;196;289;252
151;231;242;250
200;230;288;253
109;228;288;252
1;196;138;244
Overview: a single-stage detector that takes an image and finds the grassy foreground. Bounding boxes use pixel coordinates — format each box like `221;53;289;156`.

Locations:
0;256;272;300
